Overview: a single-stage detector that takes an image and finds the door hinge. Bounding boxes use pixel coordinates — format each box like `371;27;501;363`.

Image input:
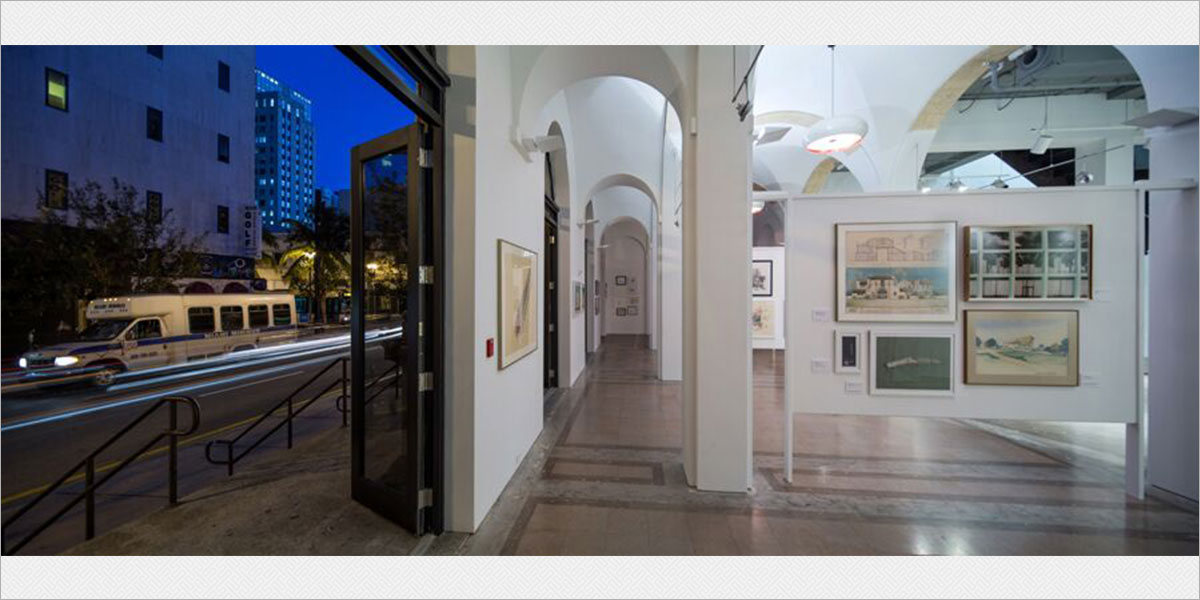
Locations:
548;323;555;333
418;487;434;509
419;265;434;284
418;148;432;169
549;235;556;245
418;321;424;337
419;371;434;392
548;368;556;378
548;281;555;290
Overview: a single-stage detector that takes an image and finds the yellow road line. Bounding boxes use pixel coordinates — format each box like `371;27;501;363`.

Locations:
1;391;342;506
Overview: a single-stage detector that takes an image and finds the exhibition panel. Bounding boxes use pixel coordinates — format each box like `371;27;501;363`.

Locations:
783;187;1139;424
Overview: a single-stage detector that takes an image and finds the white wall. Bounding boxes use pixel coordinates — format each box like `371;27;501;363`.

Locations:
602;219;649;336
1146;121;1199;502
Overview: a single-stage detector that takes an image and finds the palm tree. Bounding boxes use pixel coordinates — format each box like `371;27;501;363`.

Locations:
281;202;350;323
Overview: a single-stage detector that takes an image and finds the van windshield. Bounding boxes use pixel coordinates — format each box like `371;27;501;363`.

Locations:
78;319;132;341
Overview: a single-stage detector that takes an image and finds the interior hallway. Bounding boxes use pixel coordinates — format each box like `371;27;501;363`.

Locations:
464;337;1198;555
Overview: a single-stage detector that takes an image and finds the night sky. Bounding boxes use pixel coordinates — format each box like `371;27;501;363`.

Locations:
255;46;417;192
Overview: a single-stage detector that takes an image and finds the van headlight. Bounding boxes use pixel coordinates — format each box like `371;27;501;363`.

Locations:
54;356;80;367
18;357;28;368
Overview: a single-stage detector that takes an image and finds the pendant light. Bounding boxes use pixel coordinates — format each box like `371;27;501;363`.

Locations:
804;45;869;155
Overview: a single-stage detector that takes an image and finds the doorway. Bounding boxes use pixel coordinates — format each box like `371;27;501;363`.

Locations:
543;194;559;389
342;45;448;537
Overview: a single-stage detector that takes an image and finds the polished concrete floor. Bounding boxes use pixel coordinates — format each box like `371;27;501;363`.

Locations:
464;335;1198;556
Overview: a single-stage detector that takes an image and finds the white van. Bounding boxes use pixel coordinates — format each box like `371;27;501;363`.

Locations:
18;292;299;385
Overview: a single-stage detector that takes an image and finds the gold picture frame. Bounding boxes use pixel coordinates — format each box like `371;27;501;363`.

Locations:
497;239;538;369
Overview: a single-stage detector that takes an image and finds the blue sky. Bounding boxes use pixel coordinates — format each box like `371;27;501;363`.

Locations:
255;46;417;191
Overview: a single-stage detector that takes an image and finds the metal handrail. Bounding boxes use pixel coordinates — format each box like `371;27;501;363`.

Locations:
335;361;401;416
1;395;200;555
204;357;348;476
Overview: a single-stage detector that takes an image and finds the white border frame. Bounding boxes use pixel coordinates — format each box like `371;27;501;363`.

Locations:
836;221;958;322
868;329;956;396
833;329;863;374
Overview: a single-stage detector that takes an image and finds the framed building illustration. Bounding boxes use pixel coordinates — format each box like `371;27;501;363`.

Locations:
836;221;957;322
964;225;1092;301
497;239;538;369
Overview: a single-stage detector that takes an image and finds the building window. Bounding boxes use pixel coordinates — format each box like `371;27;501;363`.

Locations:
147;45;163;59
217;134;230;163
146;190;163;223
146;106;163;141
44;169;68;210
218;61;230;92
217;205;229;233
272;304;292;326
248;305;269;328
45;68;68;111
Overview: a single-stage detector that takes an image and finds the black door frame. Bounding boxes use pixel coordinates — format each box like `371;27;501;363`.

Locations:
338;45;448;535
544;197;559;389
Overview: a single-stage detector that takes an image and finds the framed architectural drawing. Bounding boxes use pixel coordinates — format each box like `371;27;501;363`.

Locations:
752;259;773;297
869;330;955;396
836;221;957;322
834;330;863;374
964;310;1079;386
751;299;776;339
964;225;1092;301
497;239;538;369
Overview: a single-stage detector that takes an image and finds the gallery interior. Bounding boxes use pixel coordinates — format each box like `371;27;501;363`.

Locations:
3;42;1198;563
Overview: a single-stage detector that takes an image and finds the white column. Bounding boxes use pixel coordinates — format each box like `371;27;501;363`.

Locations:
683;46;754;492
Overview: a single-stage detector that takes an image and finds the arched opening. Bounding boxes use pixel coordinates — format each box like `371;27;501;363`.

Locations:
542;121;570;391
222;282;250;294
919;45;1149;190
598;217;652;368
183;281;215;294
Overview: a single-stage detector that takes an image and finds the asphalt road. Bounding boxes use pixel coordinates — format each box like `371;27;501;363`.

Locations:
1;329;401;555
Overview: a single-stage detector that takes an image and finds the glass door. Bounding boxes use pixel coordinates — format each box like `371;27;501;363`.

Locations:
349;123;430;532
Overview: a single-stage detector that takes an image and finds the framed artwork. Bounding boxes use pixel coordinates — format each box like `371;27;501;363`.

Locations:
627;306;638;316
836;221;957;322
615;275;627;286
572;282;585;313
964;225;1092;301
869;330;955;396
834;330;863;374
752;259;774;297
964;310;1079;386
497;239;538;369
616;307;627;317
751;299;776;339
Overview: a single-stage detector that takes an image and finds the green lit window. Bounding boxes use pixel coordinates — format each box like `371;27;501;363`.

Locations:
45;68;67;111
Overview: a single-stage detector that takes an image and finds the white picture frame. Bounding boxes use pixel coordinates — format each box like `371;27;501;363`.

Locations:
836;221;957;322
869;330;956;396
833;330;863;374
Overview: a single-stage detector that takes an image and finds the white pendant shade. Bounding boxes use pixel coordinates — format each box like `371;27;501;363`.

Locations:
803;115;868;155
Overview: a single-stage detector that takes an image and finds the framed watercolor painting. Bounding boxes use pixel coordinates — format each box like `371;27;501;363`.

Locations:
964;310;1079;386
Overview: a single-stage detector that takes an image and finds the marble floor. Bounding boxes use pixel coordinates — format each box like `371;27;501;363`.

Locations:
463;335;1198;556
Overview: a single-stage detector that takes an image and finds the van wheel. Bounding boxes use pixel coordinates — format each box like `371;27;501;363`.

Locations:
93;368;118;387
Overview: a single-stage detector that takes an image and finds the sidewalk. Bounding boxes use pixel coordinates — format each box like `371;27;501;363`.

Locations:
66;424;468;555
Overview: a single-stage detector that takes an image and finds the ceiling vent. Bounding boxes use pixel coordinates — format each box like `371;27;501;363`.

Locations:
1014;45;1058;86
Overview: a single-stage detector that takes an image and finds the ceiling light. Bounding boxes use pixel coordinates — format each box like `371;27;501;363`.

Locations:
805;45;869;155
751;200;766;214
1030;133;1053;155
1076;171;1094;185
991;177;1009;189
947;177;968;192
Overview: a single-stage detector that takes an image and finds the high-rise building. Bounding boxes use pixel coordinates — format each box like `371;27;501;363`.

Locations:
0;45;256;259
254;69;315;231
